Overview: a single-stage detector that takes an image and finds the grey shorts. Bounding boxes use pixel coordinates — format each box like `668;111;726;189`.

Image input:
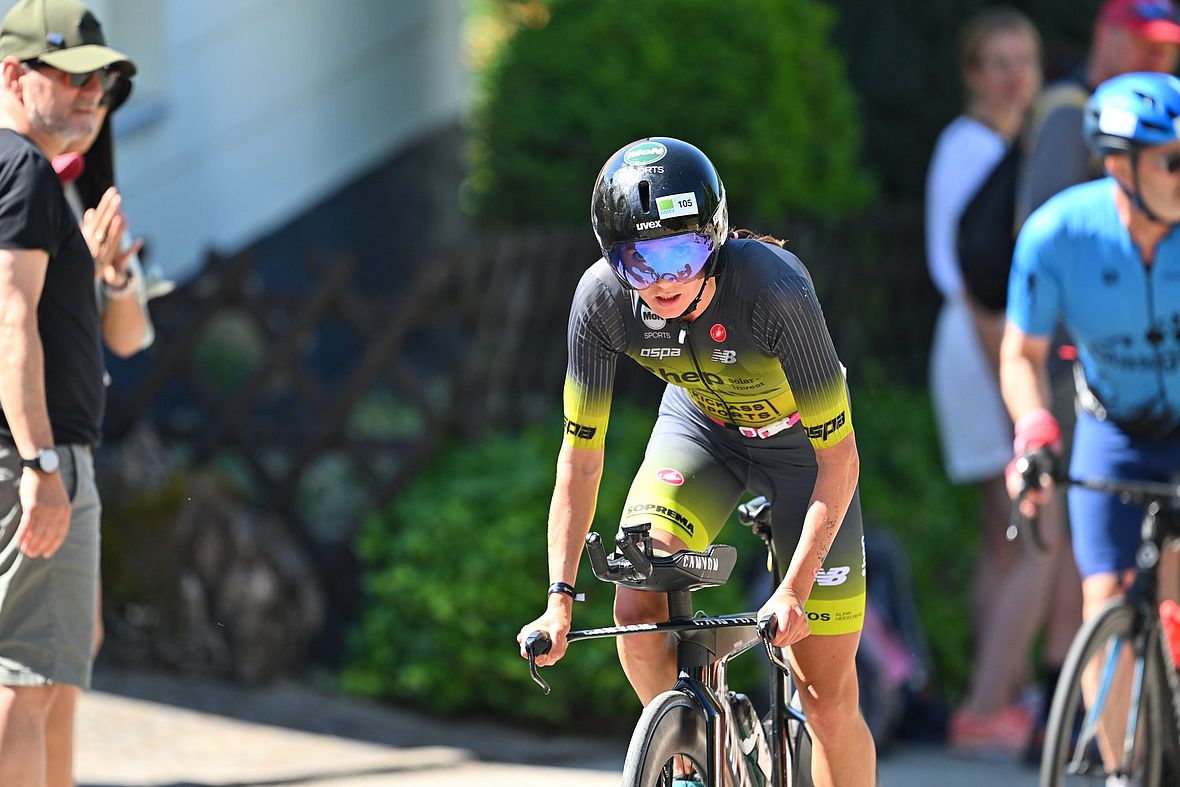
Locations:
0;443;100;688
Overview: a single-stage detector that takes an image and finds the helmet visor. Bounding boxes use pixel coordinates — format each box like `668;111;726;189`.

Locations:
608;232;715;290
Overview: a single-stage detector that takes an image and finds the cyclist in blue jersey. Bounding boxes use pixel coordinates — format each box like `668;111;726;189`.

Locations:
1002;72;1180;627
517;137;875;787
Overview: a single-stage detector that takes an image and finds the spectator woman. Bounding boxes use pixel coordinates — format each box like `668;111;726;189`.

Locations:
924;7;1067;758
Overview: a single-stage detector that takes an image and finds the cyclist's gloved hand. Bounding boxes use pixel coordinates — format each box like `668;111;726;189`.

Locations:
517;603;571;667
757;588;810;648
1006;407;1062;513
1013;407;1062;457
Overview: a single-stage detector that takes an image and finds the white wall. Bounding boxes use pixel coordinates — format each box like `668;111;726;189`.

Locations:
4;0;467;282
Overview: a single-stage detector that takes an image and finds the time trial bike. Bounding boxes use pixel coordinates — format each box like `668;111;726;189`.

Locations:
524;496;815;787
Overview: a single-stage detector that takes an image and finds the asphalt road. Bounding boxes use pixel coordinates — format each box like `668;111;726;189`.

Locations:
76;668;1041;787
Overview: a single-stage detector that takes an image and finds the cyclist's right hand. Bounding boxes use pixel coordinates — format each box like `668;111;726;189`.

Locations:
518;603;571;667
1006;455;1054;517
1007;408;1061;516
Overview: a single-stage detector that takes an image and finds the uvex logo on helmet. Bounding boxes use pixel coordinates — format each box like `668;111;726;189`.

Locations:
623;141;668;166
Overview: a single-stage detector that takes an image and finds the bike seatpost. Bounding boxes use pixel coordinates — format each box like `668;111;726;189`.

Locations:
740;496;781;583
738;496;774;545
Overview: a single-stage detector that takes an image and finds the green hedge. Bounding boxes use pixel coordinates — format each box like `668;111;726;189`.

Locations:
850;367;978;698
342;405;758;728
467;0;875;231
344;375;980;723
471;0;1106;209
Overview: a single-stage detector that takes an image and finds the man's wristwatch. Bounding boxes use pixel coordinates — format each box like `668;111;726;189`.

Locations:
19;448;60;474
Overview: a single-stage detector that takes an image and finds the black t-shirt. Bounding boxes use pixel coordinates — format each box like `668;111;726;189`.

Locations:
0;129;104;447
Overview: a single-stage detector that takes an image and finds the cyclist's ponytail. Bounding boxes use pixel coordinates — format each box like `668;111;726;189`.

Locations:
732;228;787;248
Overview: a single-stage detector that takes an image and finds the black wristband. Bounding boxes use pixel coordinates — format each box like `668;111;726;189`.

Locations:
548;581;583;601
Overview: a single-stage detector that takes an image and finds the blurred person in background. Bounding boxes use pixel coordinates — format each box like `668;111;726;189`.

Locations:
0;0;135;784
1010;0;1180;758
925;7;1076;760
57;68;154;358
43;65;158;787
1002;70;1180;765
519;137;875;787
1017;0;1180;224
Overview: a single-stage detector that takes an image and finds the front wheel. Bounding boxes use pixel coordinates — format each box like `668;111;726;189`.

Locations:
621;690;709;787
1040;601;1166;787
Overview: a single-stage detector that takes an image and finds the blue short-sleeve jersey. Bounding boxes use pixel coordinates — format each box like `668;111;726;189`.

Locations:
1007;178;1180;432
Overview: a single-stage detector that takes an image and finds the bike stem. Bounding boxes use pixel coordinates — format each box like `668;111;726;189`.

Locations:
668;590;713;679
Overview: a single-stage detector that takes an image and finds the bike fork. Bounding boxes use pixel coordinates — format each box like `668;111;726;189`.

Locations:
679;673;730;787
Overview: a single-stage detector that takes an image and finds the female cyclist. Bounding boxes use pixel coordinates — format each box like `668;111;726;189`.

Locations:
518;137;875;787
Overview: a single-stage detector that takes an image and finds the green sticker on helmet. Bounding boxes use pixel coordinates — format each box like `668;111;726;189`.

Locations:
623;141;667;166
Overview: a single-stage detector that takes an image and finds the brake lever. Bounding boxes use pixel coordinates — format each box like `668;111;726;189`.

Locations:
757;614;776;640
757;615;792;674
1007;451;1054;552
1008;501;1046;551
524;631;552;694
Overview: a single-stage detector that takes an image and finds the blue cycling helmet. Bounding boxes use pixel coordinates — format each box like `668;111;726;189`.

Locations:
1084;72;1180;156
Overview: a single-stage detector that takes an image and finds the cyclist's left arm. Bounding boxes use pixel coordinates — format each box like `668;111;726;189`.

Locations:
772;429;859;607
752;274;858;643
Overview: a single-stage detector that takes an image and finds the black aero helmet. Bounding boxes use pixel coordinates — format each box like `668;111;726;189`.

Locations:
590;137;728;290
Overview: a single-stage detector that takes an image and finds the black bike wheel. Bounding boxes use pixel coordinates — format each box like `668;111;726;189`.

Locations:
1040;601;1166;787
621;690;709;787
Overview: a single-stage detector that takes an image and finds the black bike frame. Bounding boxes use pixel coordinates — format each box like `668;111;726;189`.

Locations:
526;497;801;786
564;537;802;786
567;608;803;787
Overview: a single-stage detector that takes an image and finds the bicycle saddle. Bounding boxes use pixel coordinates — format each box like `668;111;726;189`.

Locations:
585;523;738;592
